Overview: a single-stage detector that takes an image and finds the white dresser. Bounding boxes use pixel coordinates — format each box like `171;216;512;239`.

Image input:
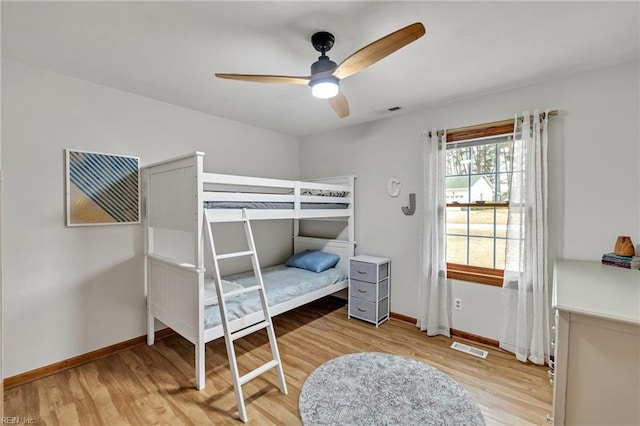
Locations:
348;255;390;327
551;260;640;425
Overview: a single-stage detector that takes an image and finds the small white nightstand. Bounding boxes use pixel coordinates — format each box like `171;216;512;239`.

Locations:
348;255;390;327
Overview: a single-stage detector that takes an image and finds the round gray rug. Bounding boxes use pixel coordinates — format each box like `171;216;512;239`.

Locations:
299;352;485;426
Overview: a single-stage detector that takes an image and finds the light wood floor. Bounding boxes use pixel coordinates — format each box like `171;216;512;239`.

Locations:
4;298;552;425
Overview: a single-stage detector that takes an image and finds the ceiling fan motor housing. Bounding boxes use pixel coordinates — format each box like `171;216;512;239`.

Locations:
311;56;337;75
310;31;338;75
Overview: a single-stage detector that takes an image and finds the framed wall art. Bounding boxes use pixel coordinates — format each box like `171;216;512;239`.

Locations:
65;149;140;226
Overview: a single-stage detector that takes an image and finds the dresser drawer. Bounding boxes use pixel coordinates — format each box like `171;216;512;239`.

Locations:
350;260;388;283
350;278;388;302
349;296;389;324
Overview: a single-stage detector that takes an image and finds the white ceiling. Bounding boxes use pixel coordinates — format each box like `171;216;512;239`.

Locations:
2;1;639;137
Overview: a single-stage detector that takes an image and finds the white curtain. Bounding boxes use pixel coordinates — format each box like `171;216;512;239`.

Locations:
499;110;550;365
417;130;450;337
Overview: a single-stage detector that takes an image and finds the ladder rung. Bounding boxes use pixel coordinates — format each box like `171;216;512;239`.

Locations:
230;320;269;341
224;285;261;299
239;360;279;386
216;250;254;260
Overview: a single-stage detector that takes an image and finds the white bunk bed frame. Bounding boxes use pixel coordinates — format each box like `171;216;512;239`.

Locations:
143;151;355;391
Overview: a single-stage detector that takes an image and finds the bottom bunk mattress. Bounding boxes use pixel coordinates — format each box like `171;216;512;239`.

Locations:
203;264;346;330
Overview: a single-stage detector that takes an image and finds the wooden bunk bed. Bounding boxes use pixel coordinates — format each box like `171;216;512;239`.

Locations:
143;152;355;412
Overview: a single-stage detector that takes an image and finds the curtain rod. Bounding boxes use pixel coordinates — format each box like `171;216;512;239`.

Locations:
429;110;558;138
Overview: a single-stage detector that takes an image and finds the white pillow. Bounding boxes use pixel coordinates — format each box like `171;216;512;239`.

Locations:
204;279;245;306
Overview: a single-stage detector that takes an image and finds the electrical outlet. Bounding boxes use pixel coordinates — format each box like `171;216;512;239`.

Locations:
454;298;463;310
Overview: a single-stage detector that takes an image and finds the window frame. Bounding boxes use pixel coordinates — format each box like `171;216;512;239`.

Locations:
444;122;514;286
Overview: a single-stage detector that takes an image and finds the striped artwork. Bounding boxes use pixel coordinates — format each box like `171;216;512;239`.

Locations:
66;150;140;225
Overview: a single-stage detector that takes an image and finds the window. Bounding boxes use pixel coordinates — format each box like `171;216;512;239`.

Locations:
445;133;513;286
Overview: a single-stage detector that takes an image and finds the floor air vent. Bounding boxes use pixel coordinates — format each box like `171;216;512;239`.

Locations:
450;341;488;359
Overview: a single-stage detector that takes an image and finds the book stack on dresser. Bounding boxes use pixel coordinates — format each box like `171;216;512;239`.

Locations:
601;252;640;269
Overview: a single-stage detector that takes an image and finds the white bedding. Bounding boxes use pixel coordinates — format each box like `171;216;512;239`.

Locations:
204;264;346;329
204;279;245;306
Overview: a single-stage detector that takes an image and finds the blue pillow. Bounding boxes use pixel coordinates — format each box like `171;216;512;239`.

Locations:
286;250;340;273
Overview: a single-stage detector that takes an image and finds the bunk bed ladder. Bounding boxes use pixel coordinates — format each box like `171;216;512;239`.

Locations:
203;208;288;423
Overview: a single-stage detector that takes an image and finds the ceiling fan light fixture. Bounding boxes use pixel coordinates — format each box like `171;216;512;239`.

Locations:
310;76;339;99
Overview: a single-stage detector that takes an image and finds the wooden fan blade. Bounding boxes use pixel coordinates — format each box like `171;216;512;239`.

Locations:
215;73;310;85
333;22;426;80
328;92;349;118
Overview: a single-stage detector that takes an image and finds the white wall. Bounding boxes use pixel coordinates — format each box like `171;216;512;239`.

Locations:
1;60;299;377
300;60;640;340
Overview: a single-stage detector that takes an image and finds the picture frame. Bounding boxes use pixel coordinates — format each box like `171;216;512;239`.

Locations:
65;149;140;226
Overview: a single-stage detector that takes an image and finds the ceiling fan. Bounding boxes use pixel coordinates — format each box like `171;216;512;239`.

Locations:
215;22;426;118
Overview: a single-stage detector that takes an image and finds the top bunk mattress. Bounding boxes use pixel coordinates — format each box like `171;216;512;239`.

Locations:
202;187;351;211
203;201;348;210
204;264;347;330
